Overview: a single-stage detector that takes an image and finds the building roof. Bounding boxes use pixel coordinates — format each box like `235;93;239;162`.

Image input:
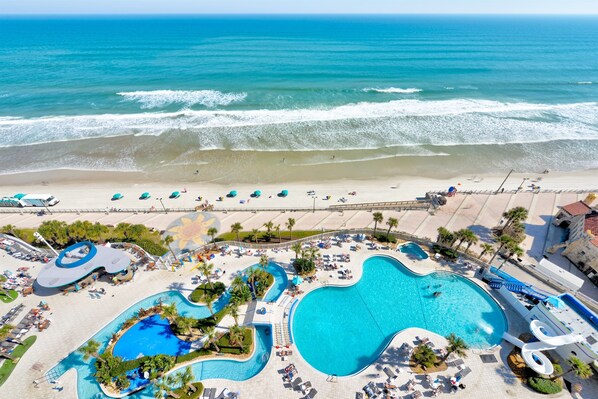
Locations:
585;213;598;247
36;241;131;288
561;201;591;217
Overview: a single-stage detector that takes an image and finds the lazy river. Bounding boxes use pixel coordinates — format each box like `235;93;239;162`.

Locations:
292;255;507;376
48;262;286;398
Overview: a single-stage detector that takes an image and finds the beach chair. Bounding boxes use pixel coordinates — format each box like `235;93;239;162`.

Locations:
449;358;465;369
355;393;364;399
292;377;303;390
216;388;230;399
457;366;472;379
305;388;318;398
411;390;423;399
383;366;398;381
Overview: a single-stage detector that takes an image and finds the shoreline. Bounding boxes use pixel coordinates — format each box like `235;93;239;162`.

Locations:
1;169;598;212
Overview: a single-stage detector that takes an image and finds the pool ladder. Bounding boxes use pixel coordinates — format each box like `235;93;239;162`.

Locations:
327;374;338;383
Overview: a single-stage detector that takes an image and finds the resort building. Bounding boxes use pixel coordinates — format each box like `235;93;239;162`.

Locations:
551;199;598;282
35;241;134;290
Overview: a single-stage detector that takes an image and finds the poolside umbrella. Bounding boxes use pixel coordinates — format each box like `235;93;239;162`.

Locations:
292;275;303;286
229;190;238;198
139;192;151;200
545;296;565;309
13;193;26;200
253;190;262;198
169;191;180;199
111;193;123;201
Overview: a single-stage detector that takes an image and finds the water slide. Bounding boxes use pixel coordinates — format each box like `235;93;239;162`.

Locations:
489;278;548;301
502;320;584;375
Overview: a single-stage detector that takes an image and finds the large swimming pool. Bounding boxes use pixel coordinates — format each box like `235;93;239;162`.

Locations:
292;255;507;376
48;262;286;398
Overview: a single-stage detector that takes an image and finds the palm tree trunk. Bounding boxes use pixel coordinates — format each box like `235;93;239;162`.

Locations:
373;222;378;237
489;244;505;264
289;228;293;241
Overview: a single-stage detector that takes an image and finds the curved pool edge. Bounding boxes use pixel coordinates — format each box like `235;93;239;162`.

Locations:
290;252;509;378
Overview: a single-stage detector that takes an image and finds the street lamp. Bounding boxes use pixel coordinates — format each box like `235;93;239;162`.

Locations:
495;169;514;194
312;196;318;213
34;231;59;257
156;198;167;214
41;199;52;215
518;177;530;191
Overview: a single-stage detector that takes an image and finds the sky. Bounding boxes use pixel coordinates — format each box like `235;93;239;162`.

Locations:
1;0;598;15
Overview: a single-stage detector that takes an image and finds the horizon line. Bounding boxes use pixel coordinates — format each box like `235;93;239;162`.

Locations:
2;12;598;16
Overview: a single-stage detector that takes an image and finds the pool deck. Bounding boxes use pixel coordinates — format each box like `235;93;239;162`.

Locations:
2;241;596;398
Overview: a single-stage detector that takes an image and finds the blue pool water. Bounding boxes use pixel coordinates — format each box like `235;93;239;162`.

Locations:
49;262;286;398
113;315;192;361
292;255;507;376
399;242;429;260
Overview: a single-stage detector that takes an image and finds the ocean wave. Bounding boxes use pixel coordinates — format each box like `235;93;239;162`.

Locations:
364;87;422;94
117;90;247;108
576;81;593;85
1;99;597;151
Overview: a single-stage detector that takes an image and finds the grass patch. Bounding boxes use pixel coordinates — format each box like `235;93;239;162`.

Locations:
0;335;37;387
217;230;324;243
0;289;18;304
216;328;253;355
172;382;204;398
189;282;226;304
529;377;562;394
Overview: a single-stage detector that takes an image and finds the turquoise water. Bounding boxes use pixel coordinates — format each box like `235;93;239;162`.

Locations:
0;16;597;178
49;262;286;398
292;255;507;376
399;242;429;260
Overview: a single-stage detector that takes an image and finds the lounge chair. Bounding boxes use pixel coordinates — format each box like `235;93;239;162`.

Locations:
457;366;472;379
355;393;364;399
411;390;423;399
292;377;303;390
383;366;398;381
216;388;230;399
305;388;317;398
448;358;465;368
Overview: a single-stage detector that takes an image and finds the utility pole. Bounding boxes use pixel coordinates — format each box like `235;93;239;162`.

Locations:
495;169;514;195
34;231;59;257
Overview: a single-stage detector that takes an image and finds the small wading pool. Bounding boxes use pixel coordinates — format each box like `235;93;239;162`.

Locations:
399;242;429;260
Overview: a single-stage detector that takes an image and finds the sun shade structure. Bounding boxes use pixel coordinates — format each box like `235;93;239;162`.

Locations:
13;193;26;200
292;275;303;285
169;191;181;199
280;189;289;197
139;192;151;200
36;241;131;288
253;190;261;197
111;193;123;200
228;190;238;198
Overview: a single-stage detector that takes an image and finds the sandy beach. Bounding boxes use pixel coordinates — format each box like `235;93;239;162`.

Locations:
1;169;598;212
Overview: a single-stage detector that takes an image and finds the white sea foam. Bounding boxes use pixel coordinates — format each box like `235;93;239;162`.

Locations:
364;87;422;94
1;99;597;152
117;90;247;108
576;81;593;85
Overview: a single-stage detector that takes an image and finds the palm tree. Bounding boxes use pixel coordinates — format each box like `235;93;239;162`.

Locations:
199;262;214;290
386;217;398;241
207;227;218;244
204;326;220;352
550;356;593;381
163;235;177;260
78;339;101;361
231;275;245;293
174;316;194;335
227;302;240;326
263;221;274;239
246;267;258;295
205;294;215;316
464;231;479;252
453;229;468;250
274;224;282;243
161;303;178;322
498;243;524;270
489;234;514;264
175;366;195;392
503;206;529;230
1;224;16;236
251;228;260;243
372;212;383;237
441;333;469;363
291;242;302;260
286;218;296;241
230;222;243;242
228;325;244;349
258;254;269;270
479;243;494;259
436;227;453;246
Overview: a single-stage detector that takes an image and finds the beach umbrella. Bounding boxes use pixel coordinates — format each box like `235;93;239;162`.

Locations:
13;193;26;200
229;190;238;197
545;296;565;309
280;189;289;197
139;192;150;200
292;275;303;286
111;193;123;201
253;190;262;197
169;191;180;199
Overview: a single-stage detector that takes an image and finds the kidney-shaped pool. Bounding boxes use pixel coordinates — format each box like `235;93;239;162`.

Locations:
292;255;507;376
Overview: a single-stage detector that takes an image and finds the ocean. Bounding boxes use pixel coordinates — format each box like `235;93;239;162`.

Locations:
0;15;597;183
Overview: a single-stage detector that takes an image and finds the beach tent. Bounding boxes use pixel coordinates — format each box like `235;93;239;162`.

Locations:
279;189;289;197
139;192;151;200
253;190;262;198
169;191;180;199
228;190;238;198
111;193;123;201
292;275;303;286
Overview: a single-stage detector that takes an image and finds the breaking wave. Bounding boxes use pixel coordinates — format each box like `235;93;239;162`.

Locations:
117;90;247;109
364;87;422;94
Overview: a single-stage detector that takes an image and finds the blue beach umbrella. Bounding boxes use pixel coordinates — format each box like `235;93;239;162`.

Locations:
228;190;238;198
292;275;303;286
254;190;261;197
139;192;151;200
280;189;289;197
111;193;123;201
169;191;180;199
13;193;26;200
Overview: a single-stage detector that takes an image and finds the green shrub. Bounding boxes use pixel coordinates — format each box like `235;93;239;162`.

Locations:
189;282;226;303
432;244;459;260
175;349;211;363
375;234;397;244
133;238;168;256
293;258;315;275
529;377;562;394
